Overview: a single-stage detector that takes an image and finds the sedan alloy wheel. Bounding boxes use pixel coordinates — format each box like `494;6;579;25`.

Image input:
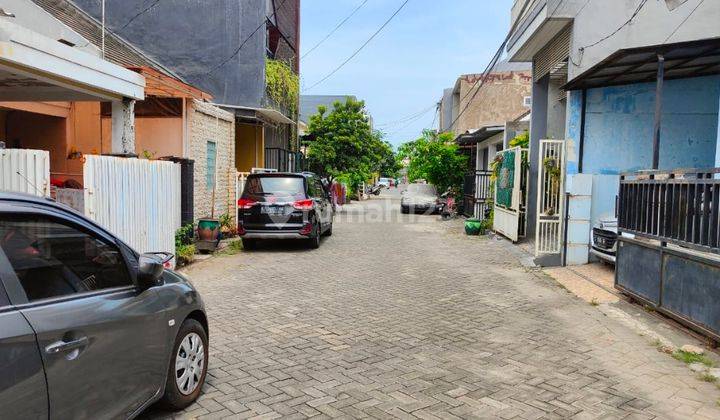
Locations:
175;332;205;395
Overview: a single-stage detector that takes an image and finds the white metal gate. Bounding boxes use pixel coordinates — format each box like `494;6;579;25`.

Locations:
0;148;50;196
535;139;566;256
493;146;528;242
84;155;181;256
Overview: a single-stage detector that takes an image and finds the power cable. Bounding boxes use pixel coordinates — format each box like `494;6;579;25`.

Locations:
205;0;290;76
303;0;412;92
429;106;439;130
570;0;649;66
118;0;162;30
385;106;435;137
448;0;534;130
302;0;369;60
663;0;705;43
375;104;437;127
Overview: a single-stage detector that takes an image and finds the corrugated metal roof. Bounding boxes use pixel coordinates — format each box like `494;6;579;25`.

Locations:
299;95;357;124
30;0;181;80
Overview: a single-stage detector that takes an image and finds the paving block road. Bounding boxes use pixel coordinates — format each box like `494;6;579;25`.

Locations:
143;189;720;419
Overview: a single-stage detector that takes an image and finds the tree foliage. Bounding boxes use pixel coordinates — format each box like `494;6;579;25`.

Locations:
397;130;467;193
303;98;395;188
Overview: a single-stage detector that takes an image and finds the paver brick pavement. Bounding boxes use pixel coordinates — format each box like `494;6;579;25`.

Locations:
142;191;720;419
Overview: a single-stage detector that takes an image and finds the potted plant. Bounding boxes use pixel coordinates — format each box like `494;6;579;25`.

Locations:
464;218;483;235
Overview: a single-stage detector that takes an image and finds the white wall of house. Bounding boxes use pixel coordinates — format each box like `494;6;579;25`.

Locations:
569;0;720;80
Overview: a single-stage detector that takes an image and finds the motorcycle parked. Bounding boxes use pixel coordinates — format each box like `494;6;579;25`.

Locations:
366;184;382;196
439;188;458;220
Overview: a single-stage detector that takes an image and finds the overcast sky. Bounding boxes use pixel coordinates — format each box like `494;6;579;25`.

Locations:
300;0;514;147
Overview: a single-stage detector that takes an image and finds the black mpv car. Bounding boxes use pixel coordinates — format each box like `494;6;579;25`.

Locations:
237;172;334;249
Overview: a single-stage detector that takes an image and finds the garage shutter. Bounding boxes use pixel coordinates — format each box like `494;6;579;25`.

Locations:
533;25;572;82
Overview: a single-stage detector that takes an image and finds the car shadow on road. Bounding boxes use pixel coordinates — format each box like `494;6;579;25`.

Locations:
244;238;329;252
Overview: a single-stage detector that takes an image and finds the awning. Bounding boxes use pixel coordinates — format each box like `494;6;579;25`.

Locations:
0;20;144;101
564;38;720;91
456;126;504;146
213;103;296;125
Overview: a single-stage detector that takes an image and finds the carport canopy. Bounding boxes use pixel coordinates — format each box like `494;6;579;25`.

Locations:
563;38;720;90
564;37;720;170
0;19;144;101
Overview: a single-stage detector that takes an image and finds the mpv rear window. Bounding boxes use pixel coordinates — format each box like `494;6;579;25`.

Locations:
244;176;305;200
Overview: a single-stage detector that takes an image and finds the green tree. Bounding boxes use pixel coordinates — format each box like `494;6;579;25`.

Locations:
377;141;402;177
303;98;393;189
397;130;467;193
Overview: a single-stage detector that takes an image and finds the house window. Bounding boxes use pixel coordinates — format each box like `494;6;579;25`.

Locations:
206;141;216;189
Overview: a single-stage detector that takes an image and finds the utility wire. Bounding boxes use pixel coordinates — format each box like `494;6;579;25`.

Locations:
663;0;704;43
453;0;537;107
205;0;289;76
385;106;435;137
302;0;369;60
375;104;436;127
570;0;649;66
449;0;534;131
303;0;412;92
429;107;439;130
118;0;162;30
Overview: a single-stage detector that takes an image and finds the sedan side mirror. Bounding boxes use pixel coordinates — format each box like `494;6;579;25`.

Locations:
137;253;166;289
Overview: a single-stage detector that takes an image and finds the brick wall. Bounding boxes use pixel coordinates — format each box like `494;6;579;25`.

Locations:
455;71;532;135
188;100;236;223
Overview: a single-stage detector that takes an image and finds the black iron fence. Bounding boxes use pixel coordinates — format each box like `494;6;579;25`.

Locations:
461;170;492;219
462;173;475;217
618;168;720;254
616;167;720;343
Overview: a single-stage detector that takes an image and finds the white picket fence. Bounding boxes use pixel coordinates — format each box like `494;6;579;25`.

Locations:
84;155;181;256
0;148;50;196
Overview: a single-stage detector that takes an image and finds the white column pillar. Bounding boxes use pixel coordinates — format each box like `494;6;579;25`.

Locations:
111;98;136;154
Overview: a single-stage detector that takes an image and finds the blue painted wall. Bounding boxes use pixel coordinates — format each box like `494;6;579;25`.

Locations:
581;75;720;174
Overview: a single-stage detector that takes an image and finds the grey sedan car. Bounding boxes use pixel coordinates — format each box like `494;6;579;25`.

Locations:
401;183;441;214
0;193;209;419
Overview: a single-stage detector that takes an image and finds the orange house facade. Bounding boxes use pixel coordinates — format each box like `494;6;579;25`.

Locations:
1;65;236;224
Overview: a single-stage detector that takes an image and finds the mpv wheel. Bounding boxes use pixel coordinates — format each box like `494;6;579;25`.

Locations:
159;319;208;410
308;222;321;249
242;238;256;250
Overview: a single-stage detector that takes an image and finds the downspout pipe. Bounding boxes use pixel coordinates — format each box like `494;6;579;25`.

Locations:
652;54;665;170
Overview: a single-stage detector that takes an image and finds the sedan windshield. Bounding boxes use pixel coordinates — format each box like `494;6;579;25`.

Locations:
407;184;437;195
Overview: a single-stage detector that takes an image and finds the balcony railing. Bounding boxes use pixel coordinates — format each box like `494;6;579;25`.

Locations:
618;168;720;254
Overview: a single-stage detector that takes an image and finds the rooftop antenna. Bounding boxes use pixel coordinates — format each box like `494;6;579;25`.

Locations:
14;170;46;197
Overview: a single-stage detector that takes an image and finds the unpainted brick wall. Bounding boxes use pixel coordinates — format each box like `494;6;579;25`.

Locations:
188;100;236;223
455;71;532;135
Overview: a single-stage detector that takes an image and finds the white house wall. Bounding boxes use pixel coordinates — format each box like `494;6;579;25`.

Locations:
568;0;720;81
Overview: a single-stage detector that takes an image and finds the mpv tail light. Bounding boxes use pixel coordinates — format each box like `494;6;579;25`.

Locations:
237;198;257;209
293;199;314;211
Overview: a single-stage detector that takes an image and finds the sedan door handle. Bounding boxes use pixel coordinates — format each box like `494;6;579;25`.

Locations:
45;336;88;354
